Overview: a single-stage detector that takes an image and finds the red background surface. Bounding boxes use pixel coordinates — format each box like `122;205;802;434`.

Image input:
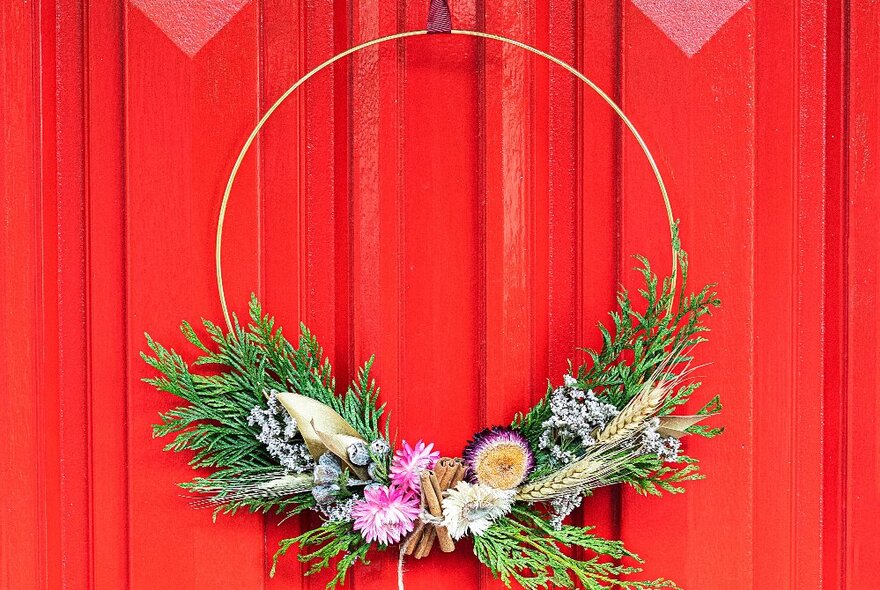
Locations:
1;1;877;588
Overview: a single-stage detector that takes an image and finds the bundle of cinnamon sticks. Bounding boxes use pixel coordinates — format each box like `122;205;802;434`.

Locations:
405;457;466;559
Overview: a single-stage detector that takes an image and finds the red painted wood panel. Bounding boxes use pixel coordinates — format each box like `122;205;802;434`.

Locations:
2;1;878;589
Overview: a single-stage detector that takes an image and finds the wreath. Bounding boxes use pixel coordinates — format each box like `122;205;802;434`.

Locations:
143;9;722;590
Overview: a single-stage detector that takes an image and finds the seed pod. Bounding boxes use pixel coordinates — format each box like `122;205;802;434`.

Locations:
369;438;390;456
311;483;340;505
313;463;340;485
367;462;380;481
318;452;342;469
347;442;371;466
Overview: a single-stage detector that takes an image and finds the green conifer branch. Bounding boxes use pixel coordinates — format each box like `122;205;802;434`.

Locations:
473;506;680;589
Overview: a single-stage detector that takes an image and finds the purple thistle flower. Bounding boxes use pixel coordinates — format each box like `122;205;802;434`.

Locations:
462;427;535;490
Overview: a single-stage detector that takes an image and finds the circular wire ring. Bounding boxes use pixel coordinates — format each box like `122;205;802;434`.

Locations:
216;29;678;331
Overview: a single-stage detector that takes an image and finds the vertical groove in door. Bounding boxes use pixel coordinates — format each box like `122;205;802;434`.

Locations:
822;1;848;587
256;0;269;584
56;0;91;584
86;0;130;586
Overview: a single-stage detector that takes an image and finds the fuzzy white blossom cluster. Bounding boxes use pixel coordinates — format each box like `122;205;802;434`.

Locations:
321;496;359;522
548;490;585;530
247;391;314;473
538;375;620;465
642;418;682;462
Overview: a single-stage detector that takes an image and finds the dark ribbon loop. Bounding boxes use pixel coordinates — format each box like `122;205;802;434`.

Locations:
427;0;452;33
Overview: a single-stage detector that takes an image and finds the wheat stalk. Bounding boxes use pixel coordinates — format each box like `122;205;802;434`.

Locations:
594;383;667;443
516;443;637;501
188;472;314;507
518;348;700;502
595;347;697;443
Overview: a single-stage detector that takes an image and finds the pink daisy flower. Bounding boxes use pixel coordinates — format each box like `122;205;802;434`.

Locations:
351;485;420;545
390;440;440;492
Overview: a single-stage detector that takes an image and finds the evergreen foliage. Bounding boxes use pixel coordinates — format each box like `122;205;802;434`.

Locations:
143;295;389;515
513;242;721;492
143;242;721;589
473;506;679;589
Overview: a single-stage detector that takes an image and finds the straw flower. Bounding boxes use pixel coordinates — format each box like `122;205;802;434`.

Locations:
390;440;440;492
441;481;514;540
351;485;420;545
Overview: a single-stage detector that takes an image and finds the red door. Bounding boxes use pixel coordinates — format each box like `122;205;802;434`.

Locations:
2;1;877;588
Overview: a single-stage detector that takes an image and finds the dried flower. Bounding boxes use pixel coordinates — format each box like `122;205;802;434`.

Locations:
441;481;514;540
390;440;439;492
642;418;682;462
247;391;314;472
320;496;359;522
538;384;620;465
463;427;535;489
351;485;420;545
549;491;584;530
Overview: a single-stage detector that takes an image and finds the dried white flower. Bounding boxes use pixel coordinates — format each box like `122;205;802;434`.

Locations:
549;491;584;530
247;391;314;473
642;418;682;462
321;496;359;522
441;481;514;540
538;385;620;464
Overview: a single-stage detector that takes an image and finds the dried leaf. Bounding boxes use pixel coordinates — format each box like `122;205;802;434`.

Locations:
276;392;363;459
657;413;718;438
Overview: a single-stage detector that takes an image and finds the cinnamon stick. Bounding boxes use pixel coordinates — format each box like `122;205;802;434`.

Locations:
407;461;451;556
413;471;445;558
426;473;456;553
413;525;436;558
408;458;469;558
437;458;460;488
445;460;467;489
404;520;425;556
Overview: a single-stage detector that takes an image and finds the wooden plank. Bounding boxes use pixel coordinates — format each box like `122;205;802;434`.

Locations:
789;0;827;585
0;1;45;587
617;3;754;588
86;0;130;586
388;1;484;586
36;1;65;585
845;1;880;586
258;0;310;587
54;0;92;585
578;0;624;547
481;2;536;587
124;2;265;586
347;0;406;587
753;1;829;587
481;0;536;428
753;2;797;585
823;0;847;587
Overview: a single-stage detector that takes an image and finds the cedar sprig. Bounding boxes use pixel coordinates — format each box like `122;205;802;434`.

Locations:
473;506;680;590
272;519;372;588
620;454;704;496
513;238;721;485
143;294;388;514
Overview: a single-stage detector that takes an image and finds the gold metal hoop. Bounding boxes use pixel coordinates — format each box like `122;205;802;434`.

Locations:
216;29;678;331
